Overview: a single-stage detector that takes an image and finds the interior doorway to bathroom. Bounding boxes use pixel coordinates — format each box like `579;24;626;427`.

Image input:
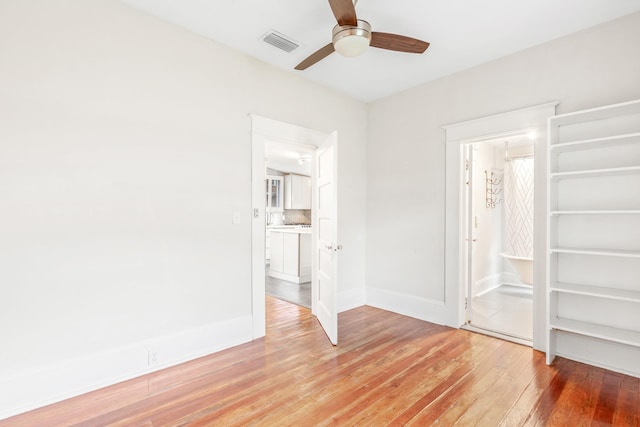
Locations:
462;134;535;344
444;101;557;351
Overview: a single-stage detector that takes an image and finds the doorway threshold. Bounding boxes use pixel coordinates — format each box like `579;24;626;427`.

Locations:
461;324;532;347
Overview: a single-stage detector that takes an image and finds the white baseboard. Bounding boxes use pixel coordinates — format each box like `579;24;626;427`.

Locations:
366;287;448;326
338;287;366;313
474;272;531;297
0;315;253;421
501;271;530;287
473;273;502;297
268;270;310;284
555;331;640;378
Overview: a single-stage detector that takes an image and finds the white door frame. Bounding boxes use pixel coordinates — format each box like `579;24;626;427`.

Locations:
250;115;333;339
461;133;533;342
443;102;557;351
463;143;475;326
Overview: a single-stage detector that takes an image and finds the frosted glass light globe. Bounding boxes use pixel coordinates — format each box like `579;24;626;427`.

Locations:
332;20;371;58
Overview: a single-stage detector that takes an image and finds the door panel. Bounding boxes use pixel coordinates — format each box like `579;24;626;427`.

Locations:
465;144;475;325
315;132;338;345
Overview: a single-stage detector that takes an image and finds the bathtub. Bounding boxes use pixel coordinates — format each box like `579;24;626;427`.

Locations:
500;253;533;285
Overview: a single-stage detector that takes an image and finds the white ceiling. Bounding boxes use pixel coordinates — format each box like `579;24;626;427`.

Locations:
120;0;640;102
265;140;314;176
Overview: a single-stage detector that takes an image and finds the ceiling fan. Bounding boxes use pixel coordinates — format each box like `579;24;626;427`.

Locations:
295;0;430;70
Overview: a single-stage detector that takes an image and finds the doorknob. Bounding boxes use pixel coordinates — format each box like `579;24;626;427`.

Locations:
326;244;343;251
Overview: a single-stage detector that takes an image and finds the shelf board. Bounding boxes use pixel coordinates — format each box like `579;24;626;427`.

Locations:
550;317;640;348
550;132;640;153
550;282;640;303
549;99;640;127
550;210;640;216
550;247;640;258
550;165;640;180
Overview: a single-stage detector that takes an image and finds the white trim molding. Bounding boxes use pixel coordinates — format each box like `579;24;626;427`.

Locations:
250;114;330;339
338;288;366;313
443;102;558;351
366;287;447;325
0;315;253;420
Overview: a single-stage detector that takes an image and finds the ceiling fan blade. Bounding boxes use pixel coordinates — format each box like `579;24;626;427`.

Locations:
370;32;430;54
295;43;335;70
328;0;357;26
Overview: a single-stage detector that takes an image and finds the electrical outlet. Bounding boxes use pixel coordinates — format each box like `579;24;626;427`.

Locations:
148;350;159;366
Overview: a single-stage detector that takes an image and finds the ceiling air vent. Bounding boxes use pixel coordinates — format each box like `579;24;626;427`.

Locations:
262;30;299;53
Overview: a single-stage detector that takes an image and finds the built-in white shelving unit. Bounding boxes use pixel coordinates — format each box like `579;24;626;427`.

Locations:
547;99;640;377
551;210;640;215
550;165;640;180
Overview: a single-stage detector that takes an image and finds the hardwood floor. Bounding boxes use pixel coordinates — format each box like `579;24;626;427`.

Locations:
3;297;639;426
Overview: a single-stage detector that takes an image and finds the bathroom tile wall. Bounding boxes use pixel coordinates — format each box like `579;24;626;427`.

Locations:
504;156;534;257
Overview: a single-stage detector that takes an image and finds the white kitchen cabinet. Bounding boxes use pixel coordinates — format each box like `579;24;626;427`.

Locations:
284;174;311;210
265;229;271;261
266;175;284;212
283;233;299;275
268;230;311;283
546;99;640;377
269;230;283;272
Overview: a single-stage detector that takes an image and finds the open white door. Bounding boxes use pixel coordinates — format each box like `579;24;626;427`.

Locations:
464;144;475;325
314;131;338;345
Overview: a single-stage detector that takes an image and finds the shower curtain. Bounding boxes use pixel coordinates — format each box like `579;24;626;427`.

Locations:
503;156;534;258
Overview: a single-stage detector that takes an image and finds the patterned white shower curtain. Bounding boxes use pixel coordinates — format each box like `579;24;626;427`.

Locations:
504;157;534;257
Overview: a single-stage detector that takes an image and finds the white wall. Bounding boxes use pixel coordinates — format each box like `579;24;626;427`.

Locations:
366;12;640;322
2;0;639;419
471;143;504;296
0;0;366;418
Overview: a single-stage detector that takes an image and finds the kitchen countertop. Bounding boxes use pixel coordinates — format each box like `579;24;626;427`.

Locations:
268;226;312;234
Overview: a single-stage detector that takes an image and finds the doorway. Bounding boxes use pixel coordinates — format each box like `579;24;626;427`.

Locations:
250;115;339;344
443;102;557;351
264;141;315;309
462;135;535;343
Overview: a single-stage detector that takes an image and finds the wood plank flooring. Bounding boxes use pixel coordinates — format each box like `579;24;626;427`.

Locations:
2;296;639;426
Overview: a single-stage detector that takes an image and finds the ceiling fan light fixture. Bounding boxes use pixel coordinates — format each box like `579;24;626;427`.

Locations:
332;20;371;57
